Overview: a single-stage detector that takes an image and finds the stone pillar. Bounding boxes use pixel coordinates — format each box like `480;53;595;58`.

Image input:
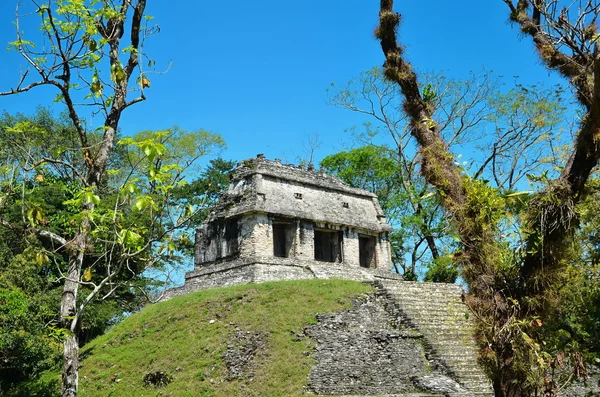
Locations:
342;228;360;267
376;232;392;270
296;221;315;261
194;224;211;266
239;214;271;260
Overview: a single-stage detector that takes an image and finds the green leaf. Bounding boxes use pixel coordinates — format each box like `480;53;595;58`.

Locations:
82;267;93;282
126;183;138;194
7;39;36;51
505;190;533;197
134;197;147;211
110;63;126;84
90;74;103;97
83;191;100;205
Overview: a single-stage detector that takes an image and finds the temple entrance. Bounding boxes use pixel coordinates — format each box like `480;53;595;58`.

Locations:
314;229;342;263
273;222;295;258
359;235;376;268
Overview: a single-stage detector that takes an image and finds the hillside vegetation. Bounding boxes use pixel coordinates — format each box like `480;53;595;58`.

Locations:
67;280;373;396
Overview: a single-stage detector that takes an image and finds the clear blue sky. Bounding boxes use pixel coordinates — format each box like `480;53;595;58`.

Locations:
0;1;565;165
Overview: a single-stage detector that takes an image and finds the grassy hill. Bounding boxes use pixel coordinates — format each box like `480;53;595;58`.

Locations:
73;279;372;397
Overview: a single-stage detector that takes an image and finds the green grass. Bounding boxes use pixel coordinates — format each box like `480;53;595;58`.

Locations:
77;279;372;397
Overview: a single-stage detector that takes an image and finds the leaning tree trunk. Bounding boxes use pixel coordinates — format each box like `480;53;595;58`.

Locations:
378;0;600;394
376;0;530;394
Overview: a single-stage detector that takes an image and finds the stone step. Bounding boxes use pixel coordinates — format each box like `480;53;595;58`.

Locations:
386;295;463;303
337;395;444;397
405;320;473;328
375;280;494;396
430;344;479;352
378;280;463;289
417;329;476;337
398;314;472;323
387;292;461;297
395;304;466;312
385;302;469;313
457;377;493;384
386;302;467;311
428;355;481;363
428;353;483;362
426;338;479;346
383;287;458;292
382;287;463;296
455;371;491;378
460;381;493;390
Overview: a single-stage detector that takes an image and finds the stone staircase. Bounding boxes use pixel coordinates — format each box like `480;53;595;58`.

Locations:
375;279;494;397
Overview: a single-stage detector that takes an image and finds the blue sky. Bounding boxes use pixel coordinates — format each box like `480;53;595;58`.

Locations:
0;0;566;165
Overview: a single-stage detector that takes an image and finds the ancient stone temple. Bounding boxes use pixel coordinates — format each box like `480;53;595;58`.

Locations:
163;155;501;395
168;155;403;296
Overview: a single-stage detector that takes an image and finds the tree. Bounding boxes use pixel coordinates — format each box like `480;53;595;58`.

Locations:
376;0;600;394
0;108;225;395
320;145;427;278
169;157;237;229
1;0;153;390
0;2;223;395
326;68;566;281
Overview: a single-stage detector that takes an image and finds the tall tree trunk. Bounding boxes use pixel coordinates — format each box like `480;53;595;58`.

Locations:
60;229;87;397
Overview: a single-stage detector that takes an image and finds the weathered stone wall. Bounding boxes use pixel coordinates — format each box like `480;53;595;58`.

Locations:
305;293;436;395
194;218;241;265
194;156;393;272
161;258;404;301
255;175;386;231
208;157;391;233
376;231;392;270
560;366;600;396
196;213;392;271
343;228;361;267
376;280;494;395
295;221;314;261
238;213;269;260
305;285;491;396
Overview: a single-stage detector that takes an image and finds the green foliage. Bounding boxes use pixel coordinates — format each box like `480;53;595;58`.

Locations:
0;110;226;393
14;0;159;106
421;83;437;102
424;255;458;283
463;178;507;233
0;248;61;393
170;158;236;232
321;145;452;279
321;145;401;211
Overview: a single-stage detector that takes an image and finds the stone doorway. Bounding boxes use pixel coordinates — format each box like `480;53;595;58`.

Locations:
359;235;376;268
273;222;295;258
314;229;343;263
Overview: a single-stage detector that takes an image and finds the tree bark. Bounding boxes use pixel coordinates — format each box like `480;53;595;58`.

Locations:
60;229;87;397
502;0;600;297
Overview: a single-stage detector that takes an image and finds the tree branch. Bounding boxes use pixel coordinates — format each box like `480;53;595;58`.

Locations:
0;218;68;246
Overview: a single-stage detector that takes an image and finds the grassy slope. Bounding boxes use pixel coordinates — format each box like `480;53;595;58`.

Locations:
78;279;372;397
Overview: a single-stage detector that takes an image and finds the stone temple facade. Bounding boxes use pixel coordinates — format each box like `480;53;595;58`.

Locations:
166;155;404;297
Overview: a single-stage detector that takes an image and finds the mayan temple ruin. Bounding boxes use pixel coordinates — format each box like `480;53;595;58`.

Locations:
166;155;406;296
160;155;499;396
